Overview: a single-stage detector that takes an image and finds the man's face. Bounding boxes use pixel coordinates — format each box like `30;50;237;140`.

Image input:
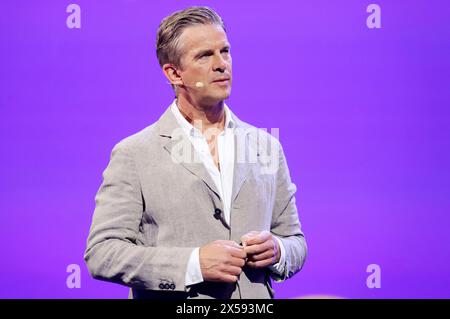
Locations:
176;23;232;105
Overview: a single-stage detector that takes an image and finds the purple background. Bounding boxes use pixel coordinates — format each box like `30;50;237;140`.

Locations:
1;0;449;298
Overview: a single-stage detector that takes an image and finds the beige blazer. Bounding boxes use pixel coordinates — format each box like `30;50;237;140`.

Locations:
84;105;307;299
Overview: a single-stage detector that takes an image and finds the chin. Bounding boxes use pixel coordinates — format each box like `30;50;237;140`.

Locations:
202;90;231;105
215;88;232;100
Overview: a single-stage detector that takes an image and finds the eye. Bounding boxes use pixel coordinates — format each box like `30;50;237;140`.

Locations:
198;52;212;60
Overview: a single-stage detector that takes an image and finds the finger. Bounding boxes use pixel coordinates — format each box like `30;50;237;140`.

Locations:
219;273;238;283
223;265;242;276
247;249;274;262
246;230;271;246
240;231;260;245
227;246;247;259
244;240;273;255
246;259;272;268
221;240;242;249
273;239;279;264
244;243;265;255
227;256;246;267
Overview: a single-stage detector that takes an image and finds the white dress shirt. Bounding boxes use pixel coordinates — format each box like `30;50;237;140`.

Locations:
169;100;286;287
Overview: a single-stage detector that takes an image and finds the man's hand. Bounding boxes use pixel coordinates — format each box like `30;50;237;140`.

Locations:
241;230;281;268
199;240;247;283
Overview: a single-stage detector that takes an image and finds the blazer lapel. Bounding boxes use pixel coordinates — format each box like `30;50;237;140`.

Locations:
230;114;254;205
156;105;255;208
157;106;221;199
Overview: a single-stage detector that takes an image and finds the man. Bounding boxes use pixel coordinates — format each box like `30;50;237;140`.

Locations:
84;6;307;299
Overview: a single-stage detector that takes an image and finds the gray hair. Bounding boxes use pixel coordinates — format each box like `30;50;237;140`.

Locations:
156;6;226;69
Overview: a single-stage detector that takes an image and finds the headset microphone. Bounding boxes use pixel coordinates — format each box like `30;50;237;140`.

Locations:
167;80;208;89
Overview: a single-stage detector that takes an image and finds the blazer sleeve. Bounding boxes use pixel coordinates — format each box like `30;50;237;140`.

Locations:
84;142;195;292
269;140;308;282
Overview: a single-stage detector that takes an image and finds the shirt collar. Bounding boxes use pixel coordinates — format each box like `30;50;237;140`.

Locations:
170;99;234;138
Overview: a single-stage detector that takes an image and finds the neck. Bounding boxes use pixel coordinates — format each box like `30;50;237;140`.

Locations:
176;94;225;134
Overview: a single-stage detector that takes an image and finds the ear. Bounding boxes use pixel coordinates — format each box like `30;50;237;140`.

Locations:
162;64;183;86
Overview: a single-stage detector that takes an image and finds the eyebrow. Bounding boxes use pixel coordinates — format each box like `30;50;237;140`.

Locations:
193;44;231;60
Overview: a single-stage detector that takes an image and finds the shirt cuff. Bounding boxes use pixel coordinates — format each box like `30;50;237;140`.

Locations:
268;235;287;279
185;247;204;286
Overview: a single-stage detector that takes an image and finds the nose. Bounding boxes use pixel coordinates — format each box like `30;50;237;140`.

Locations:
212;52;228;73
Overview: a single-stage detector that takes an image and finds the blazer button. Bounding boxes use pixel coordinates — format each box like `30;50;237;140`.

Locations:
170;283;176;290
159;283;165;289
214;208;222;219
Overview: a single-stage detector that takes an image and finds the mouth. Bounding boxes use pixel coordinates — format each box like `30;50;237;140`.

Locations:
213;77;230;82
212;77;231;85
